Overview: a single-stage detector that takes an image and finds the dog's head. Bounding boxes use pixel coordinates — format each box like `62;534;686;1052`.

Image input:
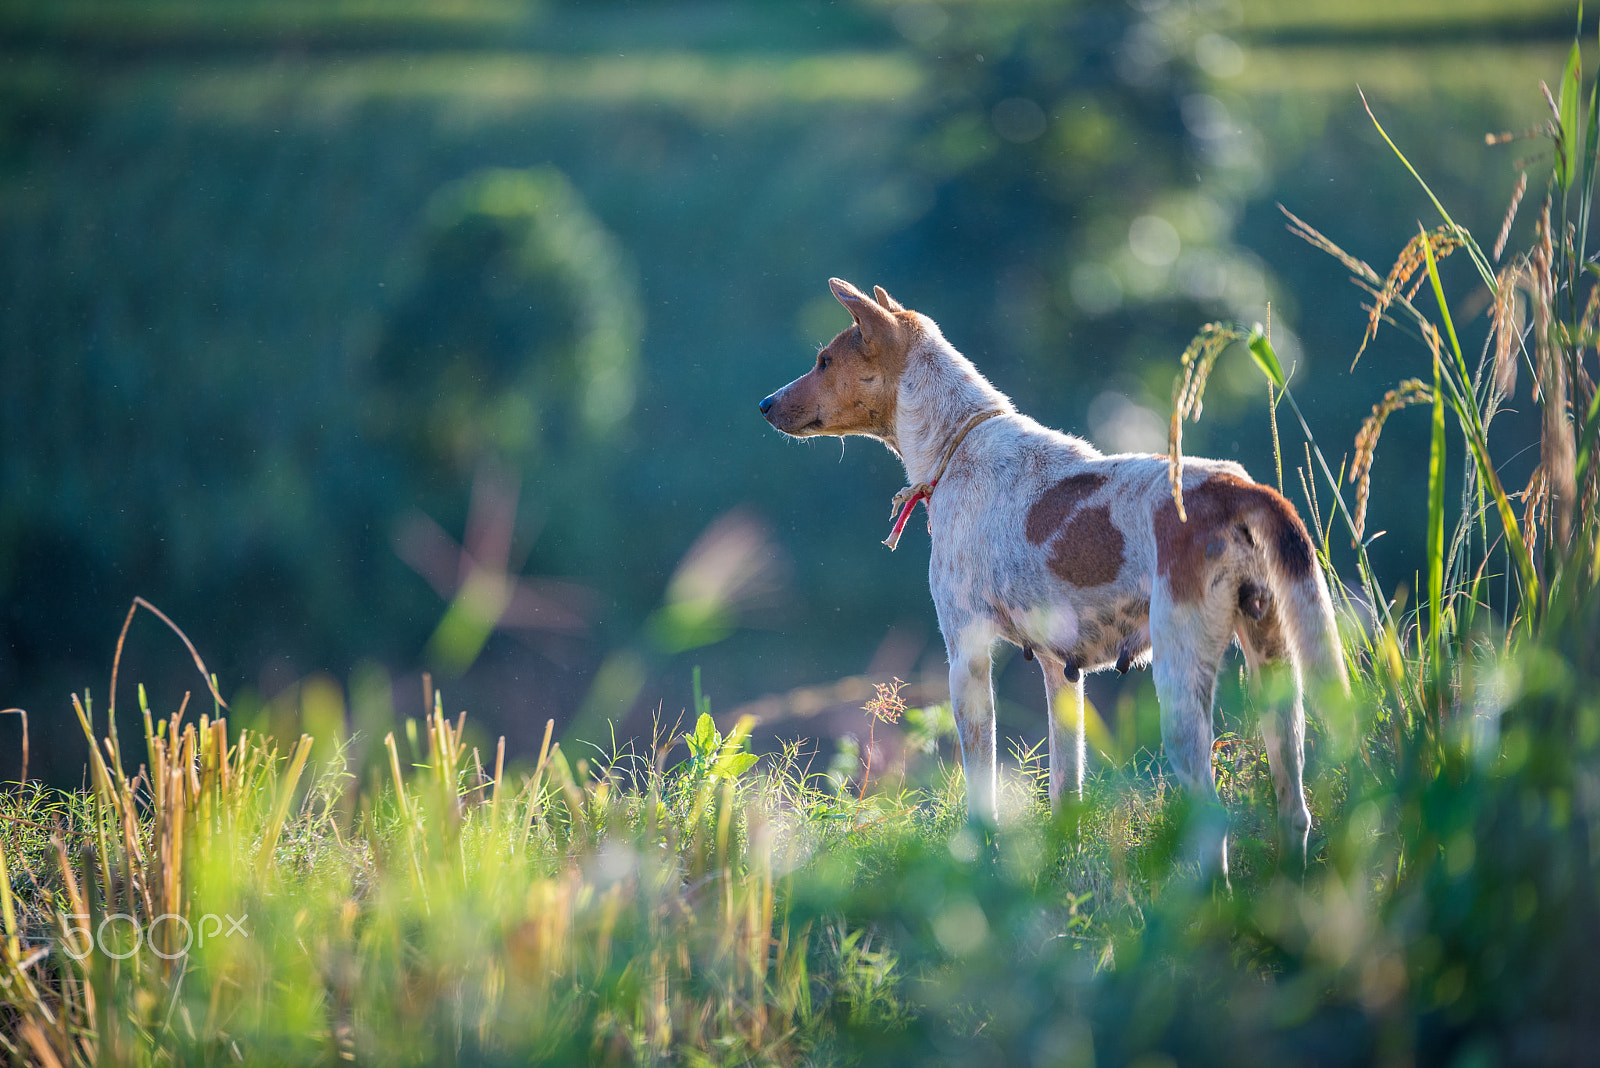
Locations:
759;278;916;443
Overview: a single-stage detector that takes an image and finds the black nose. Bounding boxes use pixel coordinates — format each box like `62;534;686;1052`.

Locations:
759;393;776;416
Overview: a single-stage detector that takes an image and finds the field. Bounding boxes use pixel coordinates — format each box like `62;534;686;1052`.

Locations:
2;582;1599;1066
7;6;1600;1066
8;129;1600;1061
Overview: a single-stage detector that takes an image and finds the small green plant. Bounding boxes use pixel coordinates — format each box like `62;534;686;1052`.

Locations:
674;667;759;786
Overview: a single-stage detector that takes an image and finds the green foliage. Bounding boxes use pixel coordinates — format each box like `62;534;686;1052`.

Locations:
1245;322;1287;391
681;715;759;783
677;670;759;785
5;579;1600;1064
373;165;641;472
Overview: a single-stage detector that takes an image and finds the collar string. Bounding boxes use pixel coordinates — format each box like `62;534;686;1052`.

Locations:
882;409;1005;550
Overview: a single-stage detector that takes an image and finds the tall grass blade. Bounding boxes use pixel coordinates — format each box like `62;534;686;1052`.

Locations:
108;597;229;724
0;836;18;962
1426;325;1447;675
257;733;313;876
1420;222;1541;620
1418;231;1474;391
1418;230;1451;680
1557;38;1582;190
1247;324;1286;390
1578;74;1598;267
1362;89;1496;290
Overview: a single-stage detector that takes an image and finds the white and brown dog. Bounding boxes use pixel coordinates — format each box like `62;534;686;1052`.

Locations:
760;278;1347;875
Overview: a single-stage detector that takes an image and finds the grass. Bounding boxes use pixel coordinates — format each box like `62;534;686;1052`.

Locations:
7;16;1600;1068
0;669;1195;1065
2;600;1596;1065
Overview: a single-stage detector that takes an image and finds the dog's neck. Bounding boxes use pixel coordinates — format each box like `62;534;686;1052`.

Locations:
889;324;1016;485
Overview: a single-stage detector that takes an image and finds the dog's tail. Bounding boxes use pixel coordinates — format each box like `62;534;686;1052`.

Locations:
1246;485;1349;694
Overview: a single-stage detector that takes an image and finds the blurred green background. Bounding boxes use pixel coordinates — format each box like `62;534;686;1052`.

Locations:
0;0;1576;782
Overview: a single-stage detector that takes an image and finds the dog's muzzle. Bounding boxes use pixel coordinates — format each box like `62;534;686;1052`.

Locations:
761;386;816;435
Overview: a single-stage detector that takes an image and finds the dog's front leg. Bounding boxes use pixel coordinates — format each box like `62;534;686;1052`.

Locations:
947;624;999;826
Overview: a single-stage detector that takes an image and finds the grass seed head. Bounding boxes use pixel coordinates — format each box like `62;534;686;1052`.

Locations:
1492;258;1529;398
1357;227;1463;366
1493;171;1528;261
1167;322;1248;521
1281;204;1380;285
1349;378;1433;542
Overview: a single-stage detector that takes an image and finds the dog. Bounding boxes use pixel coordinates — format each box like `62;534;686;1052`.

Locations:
760;278;1347;876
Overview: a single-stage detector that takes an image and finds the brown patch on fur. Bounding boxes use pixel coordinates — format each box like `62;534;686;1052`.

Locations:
1025;473;1107;545
1154;471;1314;604
1048;504;1124;587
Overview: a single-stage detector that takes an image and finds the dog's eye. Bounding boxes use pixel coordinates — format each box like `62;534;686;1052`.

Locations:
817;354;831;371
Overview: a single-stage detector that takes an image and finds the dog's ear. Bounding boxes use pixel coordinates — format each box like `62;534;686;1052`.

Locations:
873;286;906;313
830;277;895;341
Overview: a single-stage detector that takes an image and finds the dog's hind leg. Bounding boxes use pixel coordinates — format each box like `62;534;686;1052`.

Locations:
1037;652;1085;810
1237;606;1311;873
946;619;1000;826
1149;590;1235;882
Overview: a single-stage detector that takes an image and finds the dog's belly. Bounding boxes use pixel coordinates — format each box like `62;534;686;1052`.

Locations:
993;591;1150;673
